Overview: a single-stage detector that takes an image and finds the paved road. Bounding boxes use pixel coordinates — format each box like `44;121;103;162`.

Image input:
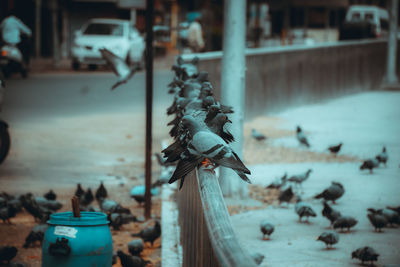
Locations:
0;70;174;192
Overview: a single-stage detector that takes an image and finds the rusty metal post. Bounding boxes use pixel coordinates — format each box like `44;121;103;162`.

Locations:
144;0;154;220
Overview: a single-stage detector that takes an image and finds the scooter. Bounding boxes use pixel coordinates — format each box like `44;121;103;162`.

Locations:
0;70;10;164
0;42;28;78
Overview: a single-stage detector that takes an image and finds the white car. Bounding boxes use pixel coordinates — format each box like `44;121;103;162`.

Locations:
71;18;145;70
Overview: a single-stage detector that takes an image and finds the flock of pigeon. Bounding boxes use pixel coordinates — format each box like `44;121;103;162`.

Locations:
250;124;395;265
160;56;251;189
0;182;161;266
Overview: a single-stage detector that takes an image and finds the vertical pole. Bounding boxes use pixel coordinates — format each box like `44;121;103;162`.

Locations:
130;8;136;26
50;0;60;66
144;0;154;220
220;0;247;198
170;1;178;49
35;0;42;58
384;0;399;86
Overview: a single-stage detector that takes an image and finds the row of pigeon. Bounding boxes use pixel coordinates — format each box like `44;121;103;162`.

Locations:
161;56;251;189
1;181;161;267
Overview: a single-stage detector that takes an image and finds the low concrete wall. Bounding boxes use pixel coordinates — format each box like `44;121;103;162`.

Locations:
182;40;388;119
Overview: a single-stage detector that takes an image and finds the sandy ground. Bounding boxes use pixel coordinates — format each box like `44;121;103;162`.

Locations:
230;91;400;267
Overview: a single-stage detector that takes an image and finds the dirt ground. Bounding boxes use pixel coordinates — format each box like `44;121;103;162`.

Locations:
0;182;162;267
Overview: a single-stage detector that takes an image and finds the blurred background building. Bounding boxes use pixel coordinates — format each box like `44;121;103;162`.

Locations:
0;0;395;62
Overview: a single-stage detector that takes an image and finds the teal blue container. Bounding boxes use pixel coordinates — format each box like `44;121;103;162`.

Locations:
42;212;113;267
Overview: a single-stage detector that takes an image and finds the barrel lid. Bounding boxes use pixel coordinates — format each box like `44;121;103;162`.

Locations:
47;212;109;226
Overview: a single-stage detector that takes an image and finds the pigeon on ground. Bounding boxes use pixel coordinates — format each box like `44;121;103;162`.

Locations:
377;208;400;226
386;205;400;214
0;203;17;223
322;201;341;226
130;185;159;205
251;129;267;141
19;194;52;222
328;143;342;156
278;186;294;205
95;182;108;201
351;246;379;265
360;159;379;174
333;216;358;232
34;197;62;211
131;220;161;247
296;126;310;148
74;183;85;198
260;220;274;240
80;188;94;206
43;190;56;201
108;213;137;230
250;252;264;265
314;182;344;204
99;48;138;90
100;199;131;214
288;169;312;191
375;146;388;166
128;239;144;256
295;199;317;222
23;224;48;248
266;173;287;189
317;232;339;249
367;209;388;232
0;246;17;264
117;250;151;267
168;115;251;189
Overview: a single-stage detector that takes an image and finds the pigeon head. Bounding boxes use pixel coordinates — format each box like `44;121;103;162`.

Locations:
296;126;302;133
214;113;231;125
307;169;313;174
202;96;216;108
351;250;358;259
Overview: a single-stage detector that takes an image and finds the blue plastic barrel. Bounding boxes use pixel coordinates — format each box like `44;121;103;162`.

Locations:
42;212;113;267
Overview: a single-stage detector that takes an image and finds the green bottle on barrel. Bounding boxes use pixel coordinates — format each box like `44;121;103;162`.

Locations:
42;211;113;267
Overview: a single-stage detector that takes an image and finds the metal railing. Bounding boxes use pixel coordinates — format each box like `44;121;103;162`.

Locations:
176;167;257;267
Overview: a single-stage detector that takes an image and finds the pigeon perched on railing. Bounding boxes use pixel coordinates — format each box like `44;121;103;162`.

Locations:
205;113;234;143
295;199;317;222
99;48;138;90
351;246;379;265
333;216;358;232
0;246;17;265
117;250;151;267
260;220;274;240
375;146;388;166
171;56;199;80
317;231;339;249
43;190;57;201
360;158;379;173
327;143;342;156
251;129;267;141
322;201;341;226
128;239;144;256
266;172;287;189
314;182;344;204
23;224;48;248
168;115;251;189
131;220;161;247
95;182;108;201
367;208;388;232
296;126;310;148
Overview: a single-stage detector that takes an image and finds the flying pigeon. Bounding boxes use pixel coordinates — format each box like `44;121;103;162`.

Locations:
296;126;310;148
131;220;161;247
168;115;251;189
295;199;317;222
260;220;274;240
351;246;379;265
99;48;137;90
322;201;341;226
314;182;344;204
333;216;358;232
375;146;388;166
327;143;342;156
251;129;267;141
317;231;339;249
360;158;379;173
367;209;388;232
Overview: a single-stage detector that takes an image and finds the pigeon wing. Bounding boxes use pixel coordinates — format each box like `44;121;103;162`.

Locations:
99;48;130;78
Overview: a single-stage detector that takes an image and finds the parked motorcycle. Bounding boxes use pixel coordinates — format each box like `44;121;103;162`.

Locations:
0;70;10;164
0;42;28;78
